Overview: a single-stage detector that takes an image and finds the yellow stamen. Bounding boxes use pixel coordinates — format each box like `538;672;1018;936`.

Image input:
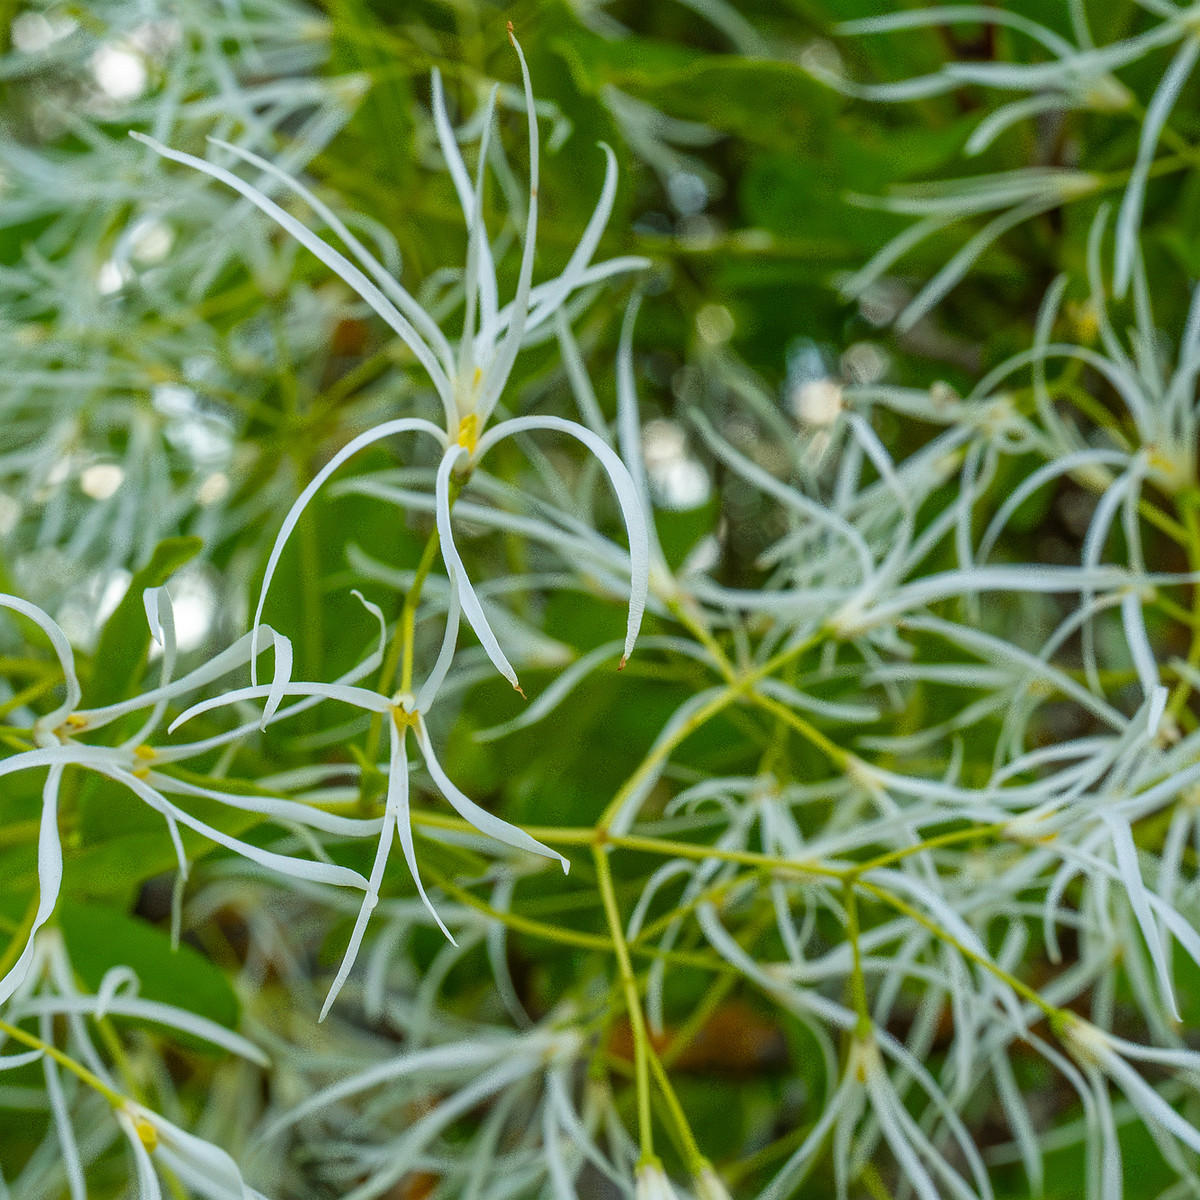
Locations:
135;1116;158;1151
132;744;155;780
457;413;478;454
390;705;419;732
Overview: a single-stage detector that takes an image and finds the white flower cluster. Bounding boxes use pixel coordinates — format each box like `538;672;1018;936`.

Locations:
814;1;1200;328
5;3;1200;1199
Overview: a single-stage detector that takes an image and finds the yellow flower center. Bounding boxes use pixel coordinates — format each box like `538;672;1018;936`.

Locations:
457;413;478;454
135;1116;158;1151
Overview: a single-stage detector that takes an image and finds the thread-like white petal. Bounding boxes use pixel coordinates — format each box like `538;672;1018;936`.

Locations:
259;1039;516;1142
434;445;520;690
130;133;456;419
247;416;444;682
476;27;541;425
431;68;498;339
0;1050;44;1071
42;1020;86;1200
1119;591;1165;734
0;766;64;1007
14;991;269;1066
1104;813;1178;1020
475;415;649;666
0;596;80;732
966;93;1073;156
392;719;456;940
522;143;619;328
118;1112;164;1200
415;566;462;714
1114;37;1200;297
351;589;388;662
207;136;455;380
109;766;369;894
169;680;391;735
414;713;568;872
78;627;281;731
839;7;1076;56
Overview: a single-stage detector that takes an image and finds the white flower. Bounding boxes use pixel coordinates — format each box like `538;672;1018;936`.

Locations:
636;1162;681;1200
691;1166;732;1200
131;30;651;696
822;5;1200;313
169;566;568;1017
0;588;381;1007
1059;1014;1200;1199
119;1102;271;1200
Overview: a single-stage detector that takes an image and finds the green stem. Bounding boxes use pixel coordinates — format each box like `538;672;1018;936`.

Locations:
0;1018;125;1108
647;1043;707;1176
844;882;872;1038
593;843;655;1163
857;880;1061;1021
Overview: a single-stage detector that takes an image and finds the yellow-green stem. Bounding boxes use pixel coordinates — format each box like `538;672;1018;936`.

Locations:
593;843;655;1162
0;1017;125;1108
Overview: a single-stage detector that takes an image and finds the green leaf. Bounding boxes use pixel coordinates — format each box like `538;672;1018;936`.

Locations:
84;536;203;709
59;901;239;1033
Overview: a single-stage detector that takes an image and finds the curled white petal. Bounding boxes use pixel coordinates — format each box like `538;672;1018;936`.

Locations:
434;445;521;690
0;595;80;733
414;712;568;873
475;415;649;667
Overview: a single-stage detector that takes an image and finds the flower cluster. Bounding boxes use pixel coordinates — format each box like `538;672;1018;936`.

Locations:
6;2;1200;1199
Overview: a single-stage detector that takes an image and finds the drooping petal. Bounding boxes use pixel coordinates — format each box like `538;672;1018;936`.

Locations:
41;1016;86;1200
117;1112;164;1200
838;7;1076;56
247;416;445;682
12;993;268;1067
965;93;1073;156
415;566;462;714
474;415;649;667
320;778;396;1019
1101;1046;1200;1155
0;766;64;1007
151;772;384;838
131;587;180;747
259;1039;516;1143
207;137;456;381
390;719;456;941
434;444;522;691
108;767;369;894
475;30;541;426
1119;591;1168;734
862;1055;941;1200
1114;35;1200;297
260;632;293;729
135;1108;256;1198
414;713;568;872
351;589;388;662
0;596;80;733
896;196;1066;333
978;449;1129;563
554;311;611;442
1104;812;1178;1020
130;133;457;421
